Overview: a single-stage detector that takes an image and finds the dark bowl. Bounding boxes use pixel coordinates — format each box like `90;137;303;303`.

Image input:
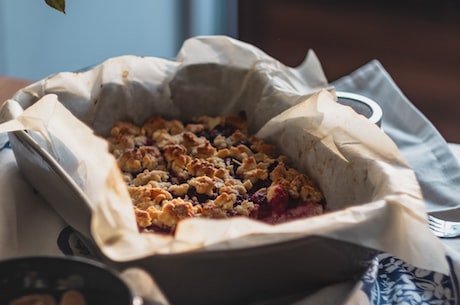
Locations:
0;256;135;305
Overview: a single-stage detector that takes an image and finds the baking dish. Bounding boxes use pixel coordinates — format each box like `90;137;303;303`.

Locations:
0;36;447;305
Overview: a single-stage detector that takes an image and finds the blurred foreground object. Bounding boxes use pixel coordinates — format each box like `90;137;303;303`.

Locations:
45;0;65;14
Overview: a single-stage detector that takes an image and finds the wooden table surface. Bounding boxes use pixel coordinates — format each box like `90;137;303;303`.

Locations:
0;76;33;105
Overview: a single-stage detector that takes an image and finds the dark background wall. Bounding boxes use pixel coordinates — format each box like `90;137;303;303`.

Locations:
238;0;460;143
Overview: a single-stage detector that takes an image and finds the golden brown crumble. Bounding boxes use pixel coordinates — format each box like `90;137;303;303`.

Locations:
107;114;325;234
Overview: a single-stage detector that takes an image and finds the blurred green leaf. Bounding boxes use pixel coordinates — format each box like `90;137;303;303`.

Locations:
45;0;66;14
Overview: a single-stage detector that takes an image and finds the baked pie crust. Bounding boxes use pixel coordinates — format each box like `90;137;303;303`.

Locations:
107;114;326;234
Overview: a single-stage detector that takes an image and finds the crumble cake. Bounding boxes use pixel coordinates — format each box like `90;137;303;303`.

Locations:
107;114;326;234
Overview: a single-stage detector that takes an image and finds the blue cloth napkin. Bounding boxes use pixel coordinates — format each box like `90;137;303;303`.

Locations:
332;60;460;214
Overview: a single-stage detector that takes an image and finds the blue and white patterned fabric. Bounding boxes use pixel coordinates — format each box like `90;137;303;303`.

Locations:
359;254;459;305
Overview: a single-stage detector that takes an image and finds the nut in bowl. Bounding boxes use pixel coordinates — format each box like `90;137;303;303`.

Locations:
0;36;447;304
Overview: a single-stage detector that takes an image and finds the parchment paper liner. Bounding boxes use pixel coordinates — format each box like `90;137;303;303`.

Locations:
0;36;447;275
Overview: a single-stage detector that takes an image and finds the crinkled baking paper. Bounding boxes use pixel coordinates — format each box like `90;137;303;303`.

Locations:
0;36;448;274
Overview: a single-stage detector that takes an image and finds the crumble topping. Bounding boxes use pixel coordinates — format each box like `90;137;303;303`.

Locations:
107;114;326;234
